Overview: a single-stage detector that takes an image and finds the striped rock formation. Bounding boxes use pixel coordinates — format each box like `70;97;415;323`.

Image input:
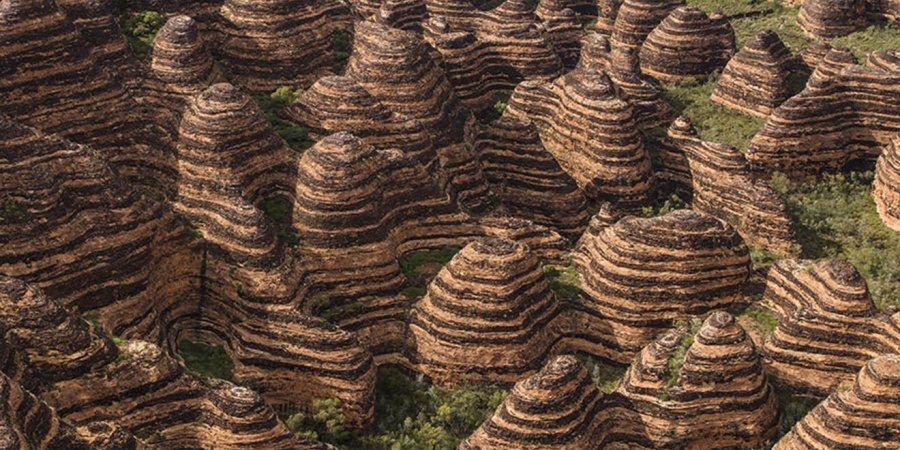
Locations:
409;237;561;384
667;117;796;255
747;49;900;174
639;6;736;83
0;116;198;344
144;15;225;131
0;0;174;193
874;134;900;231
797;0;866;40
577;34;672;128
344;20;493;212
422;0;565;111
373;0;428;32
619;311;779;449
473;117;589;238
609;0;684;49
535;0;583;68
773;354;900;450
55;0;138;87
216;0;351;90
573;210;751;362
711;30;797;117
595;0;623;34
505;68;654;209
760;259;900;395
459;355;606;449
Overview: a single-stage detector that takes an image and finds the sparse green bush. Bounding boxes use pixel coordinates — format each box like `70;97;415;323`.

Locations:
575;353;628;393
332;30;352;73
252;87;315;152
400;246;462;285
543;265;581;299
121;11;166;59
746;308;778;335
177;340;234;381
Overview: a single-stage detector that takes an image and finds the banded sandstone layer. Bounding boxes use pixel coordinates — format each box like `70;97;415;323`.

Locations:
639;6;735;83
874;134;900;231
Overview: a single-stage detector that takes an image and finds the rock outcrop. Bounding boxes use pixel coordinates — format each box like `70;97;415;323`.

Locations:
747;49;900;174
639;6;735;83
409;237;561;384
474;117;589;237
797;0;866;40
216;0;351;90
459;355;605;449
505;68;654;209
573;210;751;361
144;15;225;130
874;134;900;232
536;0;583;68
711;30;797;117
609;0;684;49
373;0;428;32
760;259;900;395
667;117;796;255
619;311;780;449
773;354;900;450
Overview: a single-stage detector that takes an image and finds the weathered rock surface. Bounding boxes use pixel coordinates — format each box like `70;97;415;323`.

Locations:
639;6;735;83
747;49;900;174
711;30;797;117
506;68;654;209
573;210;751;362
797;0;866;40
774;354;900;450
760;259;900;395
667;117;797;255
874;135;900;232
610;0;684;49
536;0;583;67
410;237;560;383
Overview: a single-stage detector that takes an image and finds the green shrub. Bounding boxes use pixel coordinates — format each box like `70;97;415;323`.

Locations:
333;30;352;73
399;246;462;285
543;265;581;299
177;340;234;381
575;353;628;393
121;11;166;59
831;17;900;59
252;88;315;152
746;308;778;335
260;196;292;224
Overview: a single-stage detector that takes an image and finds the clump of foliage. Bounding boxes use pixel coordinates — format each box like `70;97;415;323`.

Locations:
575;353;628;393
769;171;900;308
746;308;778;335
641;192;689;218
401;286;427;299
121;11;166;59
252;87;315;152
832;17;900;59
286;367;507;449
318;301;364;321
0;202;25;223
753;382;822;449
666;319;703;389
333;30;352;73
177;340;235;381
399;246;462;297
259;195;301;247
542;265;581;299
750;246;783;268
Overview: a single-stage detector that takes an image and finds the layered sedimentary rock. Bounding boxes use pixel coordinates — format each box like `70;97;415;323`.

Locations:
573;210;751;361
874;135;900;231
144;15;225;130
536;0;583;67
639;6;735;83
505;68;654;209
773;354;900;450
619;311;779;448
577;34;672;128
760;259;900;394
667;117;796;255
609;0;684;49
747;49;900;174
374;0;428;32
409;237;561;383
0;0;174;193
474;117;588;237
345;20;492;212
797;0;866;40
217;0;351;90
56;0;137;87
459;355;605;449
711;30;797;117
0;115;197;343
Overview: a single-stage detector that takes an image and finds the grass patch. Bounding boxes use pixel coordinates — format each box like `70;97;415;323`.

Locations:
659;76;767;151
666;319;703;389
333;30;351;73
252;87;315;152
319;302;364;321
177;340;234;381
831;17;900;59
121;11;166;59
641;192;690;218
750;245;783;268
754;382;821;449
400;246;462;288
401;286;427;300
542;265;582;299
259;195;301;247
575;353;628;393
746;308;778;335
769;171;900;309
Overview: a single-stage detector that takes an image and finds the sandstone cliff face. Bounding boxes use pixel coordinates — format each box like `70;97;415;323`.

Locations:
667;116;797;255
797;0;866;40
619;311;779;449
609;0;684;49
711;30;797;117
760;259;900;395
506;68;654;209
573;210;751;362
217;0;351;90
0;0;174;194
874;135;900;232
774;354;900;450
639;6;735;83
459;355;605;450
409;237;561;384
373;0;428;32
747;49;900;174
